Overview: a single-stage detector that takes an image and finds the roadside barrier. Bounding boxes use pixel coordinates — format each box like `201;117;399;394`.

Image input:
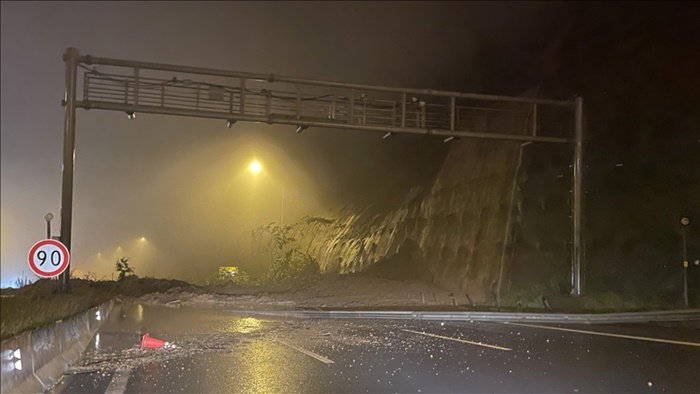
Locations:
1;301;114;394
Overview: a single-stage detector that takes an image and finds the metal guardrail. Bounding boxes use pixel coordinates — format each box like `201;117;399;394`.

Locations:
225;309;700;325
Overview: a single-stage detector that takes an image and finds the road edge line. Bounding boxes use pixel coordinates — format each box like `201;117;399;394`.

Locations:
504;322;700;347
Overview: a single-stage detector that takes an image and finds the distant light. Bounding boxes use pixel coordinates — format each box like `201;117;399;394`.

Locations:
615;163;623;167
126;111;136;120
249;161;262;174
382;132;394;139
444;136;459;143
96;311;102;321
140;237;146;242
295;125;308;134
226;119;236;128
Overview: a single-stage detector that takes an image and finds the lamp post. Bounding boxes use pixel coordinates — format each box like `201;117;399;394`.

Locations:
681;217;690;307
249;159;288;279
248;160;284;226
280;183;285;227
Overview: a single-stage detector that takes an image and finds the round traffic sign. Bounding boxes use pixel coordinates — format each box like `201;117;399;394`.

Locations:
27;239;70;278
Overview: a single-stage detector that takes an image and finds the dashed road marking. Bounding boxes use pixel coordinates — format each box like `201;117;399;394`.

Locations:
104;367;133;394
504;322;700;347
276;339;335;364
402;329;512;351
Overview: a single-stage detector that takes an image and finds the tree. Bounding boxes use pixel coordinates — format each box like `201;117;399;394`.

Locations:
115;257;135;281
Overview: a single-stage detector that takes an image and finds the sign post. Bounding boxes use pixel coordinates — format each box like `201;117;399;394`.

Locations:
27;239;70;279
44;213;54;240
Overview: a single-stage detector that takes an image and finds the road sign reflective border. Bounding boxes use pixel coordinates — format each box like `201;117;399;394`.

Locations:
27;239;70;278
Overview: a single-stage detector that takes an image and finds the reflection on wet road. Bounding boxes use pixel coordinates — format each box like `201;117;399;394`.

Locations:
51;304;700;393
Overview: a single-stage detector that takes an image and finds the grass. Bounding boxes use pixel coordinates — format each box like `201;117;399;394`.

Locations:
501;280;689;313
0;277;193;340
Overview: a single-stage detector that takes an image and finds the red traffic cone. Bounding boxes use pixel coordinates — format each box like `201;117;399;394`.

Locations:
140;333;175;349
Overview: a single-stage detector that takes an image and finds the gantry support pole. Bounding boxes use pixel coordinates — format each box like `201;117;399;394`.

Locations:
58;47;79;293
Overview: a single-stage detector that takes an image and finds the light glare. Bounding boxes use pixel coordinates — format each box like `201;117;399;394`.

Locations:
249;161;262;174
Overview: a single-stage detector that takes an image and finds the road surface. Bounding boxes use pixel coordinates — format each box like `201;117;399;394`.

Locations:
51;304;700;393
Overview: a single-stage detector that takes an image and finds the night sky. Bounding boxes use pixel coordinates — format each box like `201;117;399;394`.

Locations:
2;2;698;288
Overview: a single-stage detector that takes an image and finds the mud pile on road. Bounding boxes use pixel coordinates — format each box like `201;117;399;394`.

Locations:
136;274;473;311
66;332;244;375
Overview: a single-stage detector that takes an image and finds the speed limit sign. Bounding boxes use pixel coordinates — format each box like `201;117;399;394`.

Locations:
27;239;70;278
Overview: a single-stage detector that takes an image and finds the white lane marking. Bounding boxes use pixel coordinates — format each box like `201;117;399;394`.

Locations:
104;367;133;394
402;329;512;351
504;322;700;348
276;339;335;364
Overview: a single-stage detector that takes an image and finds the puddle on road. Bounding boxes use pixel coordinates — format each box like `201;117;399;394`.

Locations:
224;317;264;334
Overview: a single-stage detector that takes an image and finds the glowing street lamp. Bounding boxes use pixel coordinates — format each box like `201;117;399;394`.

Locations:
249;160;262;174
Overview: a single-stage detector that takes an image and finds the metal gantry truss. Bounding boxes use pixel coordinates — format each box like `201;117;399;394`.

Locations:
58;48;584;295
77;55;574;143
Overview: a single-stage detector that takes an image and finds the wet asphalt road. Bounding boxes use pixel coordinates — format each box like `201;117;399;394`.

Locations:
51;304;699;394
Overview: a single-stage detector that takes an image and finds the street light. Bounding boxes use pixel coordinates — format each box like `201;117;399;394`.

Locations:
443;136;460;143
249;160;262;174
247;160;284;226
680;216;690;307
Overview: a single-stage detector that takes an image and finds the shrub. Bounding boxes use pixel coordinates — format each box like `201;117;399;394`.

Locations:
252;223;320;285
115;257;135;281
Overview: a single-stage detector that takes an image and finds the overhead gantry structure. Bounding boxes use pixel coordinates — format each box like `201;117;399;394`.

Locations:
58;48;584;295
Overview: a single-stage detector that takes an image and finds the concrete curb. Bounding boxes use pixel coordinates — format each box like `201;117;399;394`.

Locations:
1;300;114;394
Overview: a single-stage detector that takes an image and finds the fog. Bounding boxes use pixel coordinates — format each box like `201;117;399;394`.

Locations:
3;2;567;284
3;2;696;287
